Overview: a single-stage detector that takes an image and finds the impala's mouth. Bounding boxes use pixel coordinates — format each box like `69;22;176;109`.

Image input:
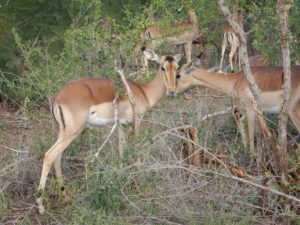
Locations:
168;91;176;98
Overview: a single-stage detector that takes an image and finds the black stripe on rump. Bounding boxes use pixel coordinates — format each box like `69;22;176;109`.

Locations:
51;104;58;125
58;106;66;129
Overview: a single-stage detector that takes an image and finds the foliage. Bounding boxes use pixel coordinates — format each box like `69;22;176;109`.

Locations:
1;0;299;106
248;0;300;65
1;1;299;224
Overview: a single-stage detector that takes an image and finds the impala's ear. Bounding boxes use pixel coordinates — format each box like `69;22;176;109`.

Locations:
142;47;161;63
174;53;182;63
191;52;203;67
182;52;203;74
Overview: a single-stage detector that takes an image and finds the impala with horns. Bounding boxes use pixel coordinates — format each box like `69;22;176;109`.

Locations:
175;53;300;156
36;48;182;214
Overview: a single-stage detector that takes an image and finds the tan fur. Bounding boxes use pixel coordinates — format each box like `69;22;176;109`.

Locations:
176;61;300;156
219;8;244;73
138;10;199;68
36;49;181;214
249;55;266;67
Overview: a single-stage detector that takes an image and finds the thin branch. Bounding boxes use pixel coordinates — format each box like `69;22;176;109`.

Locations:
153;125;234;176
116;69;138;135
0;144;28;153
93;95;119;159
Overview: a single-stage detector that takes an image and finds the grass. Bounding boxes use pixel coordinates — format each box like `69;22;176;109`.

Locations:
1;73;299;224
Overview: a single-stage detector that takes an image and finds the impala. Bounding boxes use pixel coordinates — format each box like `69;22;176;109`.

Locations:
176;54;300;156
36;48;182;214
249;55;266;67
219;8;244;73
136;10;199;70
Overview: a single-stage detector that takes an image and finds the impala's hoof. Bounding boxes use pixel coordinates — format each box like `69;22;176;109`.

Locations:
38;205;45;215
36;197;45;214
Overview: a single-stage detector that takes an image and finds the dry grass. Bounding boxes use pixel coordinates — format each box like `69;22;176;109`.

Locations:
1;81;299;224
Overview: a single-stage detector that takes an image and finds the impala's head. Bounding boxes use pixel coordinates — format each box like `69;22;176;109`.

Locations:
142;47;182;97
175;52;203;93
188;10;197;24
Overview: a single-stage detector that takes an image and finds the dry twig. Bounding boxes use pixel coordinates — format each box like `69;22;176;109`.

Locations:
93;95;119;160
116;69;138;135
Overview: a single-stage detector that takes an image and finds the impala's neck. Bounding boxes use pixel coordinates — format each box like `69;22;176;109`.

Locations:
141;71;166;107
178;69;239;96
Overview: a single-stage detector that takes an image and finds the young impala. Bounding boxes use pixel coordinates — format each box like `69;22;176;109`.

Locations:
36;48;182;214
175;54;300;156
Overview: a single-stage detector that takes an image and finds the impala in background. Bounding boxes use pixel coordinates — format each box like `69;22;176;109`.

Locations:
135;10;199;71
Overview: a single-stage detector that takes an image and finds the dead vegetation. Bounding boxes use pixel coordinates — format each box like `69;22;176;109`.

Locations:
1;82;299;224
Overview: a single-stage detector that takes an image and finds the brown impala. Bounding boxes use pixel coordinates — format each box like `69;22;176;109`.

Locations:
176;53;300;156
36;48;182;214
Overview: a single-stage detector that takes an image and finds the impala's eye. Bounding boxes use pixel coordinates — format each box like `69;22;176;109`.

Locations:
176;74;181;80
176;67;180;71
161;67;166;71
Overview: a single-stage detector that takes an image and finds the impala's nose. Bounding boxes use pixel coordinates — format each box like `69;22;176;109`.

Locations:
168;91;176;98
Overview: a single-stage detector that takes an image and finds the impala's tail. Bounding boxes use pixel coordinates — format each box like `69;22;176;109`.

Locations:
51;100;66;130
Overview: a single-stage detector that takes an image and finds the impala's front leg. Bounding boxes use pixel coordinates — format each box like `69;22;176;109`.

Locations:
184;43;192;63
245;108;256;159
133;115;143;136
232;105;248;149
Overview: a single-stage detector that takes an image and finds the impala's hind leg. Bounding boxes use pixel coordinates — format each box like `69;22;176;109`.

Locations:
219;33;227;73
53;152;67;196
36;130;81;214
36;107;88;214
246;108;256;158
229;42;238;73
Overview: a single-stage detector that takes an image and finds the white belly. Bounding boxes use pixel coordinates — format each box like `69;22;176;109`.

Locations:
262;105;280;114
261;91;283;114
86;102;131;126
87;116;129;126
87;117;115;126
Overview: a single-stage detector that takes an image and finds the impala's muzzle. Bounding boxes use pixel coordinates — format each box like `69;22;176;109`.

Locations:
168;90;176;98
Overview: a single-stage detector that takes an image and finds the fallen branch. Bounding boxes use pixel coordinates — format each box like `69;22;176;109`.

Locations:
179;126;252;179
152;125;193;141
0;144;28;153
200;107;232;121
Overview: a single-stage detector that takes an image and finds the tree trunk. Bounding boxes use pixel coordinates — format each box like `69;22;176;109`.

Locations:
218;0;282;173
277;0;293;184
